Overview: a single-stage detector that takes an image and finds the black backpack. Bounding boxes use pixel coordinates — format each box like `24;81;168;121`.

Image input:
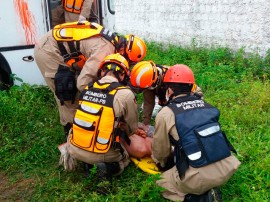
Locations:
54;65;77;105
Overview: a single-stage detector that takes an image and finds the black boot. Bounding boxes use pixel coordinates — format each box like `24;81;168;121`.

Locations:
83;162;93;177
95;162;120;195
64;123;72;138
184;187;222;202
204;188;222;202
184;194;205;202
96;162;110;195
106;162;121;179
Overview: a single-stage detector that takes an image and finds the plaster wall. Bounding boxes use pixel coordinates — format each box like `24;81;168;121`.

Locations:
115;0;270;55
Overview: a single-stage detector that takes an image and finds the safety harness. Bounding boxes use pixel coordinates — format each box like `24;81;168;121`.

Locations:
70;81;130;153
62;0;84;14
53;21;120;70
167;95;237;179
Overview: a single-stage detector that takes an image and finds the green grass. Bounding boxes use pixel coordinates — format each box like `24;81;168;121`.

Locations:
1;43;270;201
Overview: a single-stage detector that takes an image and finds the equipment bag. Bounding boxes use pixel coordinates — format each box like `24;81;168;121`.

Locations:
54;65;77;105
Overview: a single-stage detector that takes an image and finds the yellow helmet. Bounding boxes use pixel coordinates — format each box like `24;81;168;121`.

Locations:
125;35;147;63
99;53;130;76
130;61;162;89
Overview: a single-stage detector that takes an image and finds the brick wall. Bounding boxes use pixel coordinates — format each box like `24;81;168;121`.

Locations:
115;0;270;55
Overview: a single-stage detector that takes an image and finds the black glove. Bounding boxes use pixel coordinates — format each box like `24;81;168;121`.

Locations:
156;154;175;172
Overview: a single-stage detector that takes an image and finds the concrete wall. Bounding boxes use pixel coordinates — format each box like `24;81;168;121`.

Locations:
115;0;270;56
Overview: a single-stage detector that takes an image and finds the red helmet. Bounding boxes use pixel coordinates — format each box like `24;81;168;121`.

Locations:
163;64;195;84
125;35;147;62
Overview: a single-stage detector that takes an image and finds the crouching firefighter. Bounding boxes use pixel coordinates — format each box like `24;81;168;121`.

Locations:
59;54;140;194
34;21;146;138
151;64;241;202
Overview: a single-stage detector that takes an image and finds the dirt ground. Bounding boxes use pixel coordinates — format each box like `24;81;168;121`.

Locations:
0;172;35;201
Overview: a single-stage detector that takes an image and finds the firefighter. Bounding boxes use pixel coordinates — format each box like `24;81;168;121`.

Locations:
51;0;93;27
129;61;203;133
34;21;146;138
151;64;241;202
59;53;144;194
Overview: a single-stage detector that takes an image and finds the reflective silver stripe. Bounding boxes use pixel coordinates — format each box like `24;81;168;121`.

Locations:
59;29;67;37
74;6;81;10
136;66;150;87
97;137;109;144
187;151;201;160
66;4;73;9
137;41;145;57
81;104;99;113
197;125;220;137
74;117;93;127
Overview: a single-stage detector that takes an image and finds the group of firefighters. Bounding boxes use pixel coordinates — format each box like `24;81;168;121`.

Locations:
34;1;241;201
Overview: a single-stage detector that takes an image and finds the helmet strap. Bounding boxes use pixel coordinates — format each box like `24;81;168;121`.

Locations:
116;36;127;53
102;63;126;83
103;69;110;77
127;35;134;52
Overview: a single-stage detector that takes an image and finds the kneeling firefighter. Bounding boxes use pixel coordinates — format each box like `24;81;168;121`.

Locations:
59;54;140;194
151;64;241;202
34;21;146;138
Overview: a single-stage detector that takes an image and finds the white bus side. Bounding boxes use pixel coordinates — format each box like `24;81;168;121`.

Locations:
0;0;115;90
